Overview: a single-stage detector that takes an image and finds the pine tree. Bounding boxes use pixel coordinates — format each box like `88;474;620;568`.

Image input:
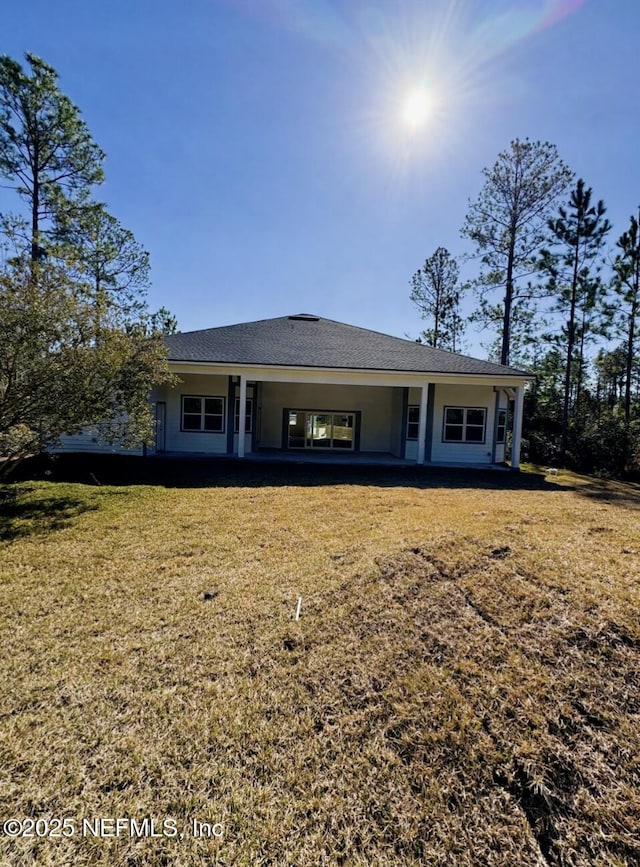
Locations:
462;139;573;365
0;53;104;261
410;247;463;351
594;346;627;411
611;211;640;425
55;200;151;325
0;54;174;469
539;180;611;462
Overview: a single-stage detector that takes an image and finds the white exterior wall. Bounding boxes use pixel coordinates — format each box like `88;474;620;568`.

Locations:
52;429;144;455
259;382;398;452
430;384;496;465
157;373;229;455
405;440;417;461
405;386;424;462
404;384;502;465
51;367;525;466
494;390;509;464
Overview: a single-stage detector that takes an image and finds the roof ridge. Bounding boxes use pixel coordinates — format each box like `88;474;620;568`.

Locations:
166;314;295;338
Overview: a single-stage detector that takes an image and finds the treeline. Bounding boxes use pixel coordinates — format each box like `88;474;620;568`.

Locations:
410;139;639;478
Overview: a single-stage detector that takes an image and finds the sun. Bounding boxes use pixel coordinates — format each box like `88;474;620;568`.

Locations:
401;87;434;129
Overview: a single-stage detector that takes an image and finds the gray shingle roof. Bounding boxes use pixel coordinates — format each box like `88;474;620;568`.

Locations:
165;314;530;377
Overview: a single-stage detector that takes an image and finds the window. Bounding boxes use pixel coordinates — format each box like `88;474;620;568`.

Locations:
443;407;486;443
406;405;420;440
496;408;507;444
234;397;253;433
181;396;225;432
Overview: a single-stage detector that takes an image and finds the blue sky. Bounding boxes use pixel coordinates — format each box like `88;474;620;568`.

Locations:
3;0;639;353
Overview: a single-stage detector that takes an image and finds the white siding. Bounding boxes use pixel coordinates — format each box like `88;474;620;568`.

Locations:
52;428;144;456
404;384;501;465
156;373;229;455
405;440;418;461
494;390;509;464
430;384;496;465
406;386;425;462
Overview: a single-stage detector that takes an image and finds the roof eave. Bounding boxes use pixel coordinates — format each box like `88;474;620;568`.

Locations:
166;358;533;381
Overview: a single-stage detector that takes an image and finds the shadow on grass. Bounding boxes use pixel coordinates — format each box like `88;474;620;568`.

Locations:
572;477;640;511
8;453;567;494
0;486;98;542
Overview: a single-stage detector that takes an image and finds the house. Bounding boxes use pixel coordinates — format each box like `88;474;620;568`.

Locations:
56;313;532;468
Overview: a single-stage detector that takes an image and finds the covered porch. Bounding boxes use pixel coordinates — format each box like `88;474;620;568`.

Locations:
153;366;527;469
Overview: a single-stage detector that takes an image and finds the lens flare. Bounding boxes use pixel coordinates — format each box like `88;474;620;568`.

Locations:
216;1;588;54
216;0;590;174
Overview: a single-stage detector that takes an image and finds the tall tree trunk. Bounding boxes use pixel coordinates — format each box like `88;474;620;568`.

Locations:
29;116;41;262
623;222;639;425
576;308;587;412
31;168;40;262
433;295;440;349
624;293;637;425
500;229;516;366
561;238;581;463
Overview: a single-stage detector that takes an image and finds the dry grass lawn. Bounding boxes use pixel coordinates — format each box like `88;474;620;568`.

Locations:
0;460;639;865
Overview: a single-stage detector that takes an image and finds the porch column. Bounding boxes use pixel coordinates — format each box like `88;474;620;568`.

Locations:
238;374;247;458
511;385;524;470
416;382;429;465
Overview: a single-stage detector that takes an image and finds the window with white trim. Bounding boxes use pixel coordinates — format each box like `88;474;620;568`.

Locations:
443;407;486;443
496;408;507;444
234;397;253;433
181;396;225;432
406;405;420;440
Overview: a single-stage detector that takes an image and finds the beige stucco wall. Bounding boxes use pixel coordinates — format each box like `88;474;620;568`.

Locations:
391;387;405;458
258;382;401;452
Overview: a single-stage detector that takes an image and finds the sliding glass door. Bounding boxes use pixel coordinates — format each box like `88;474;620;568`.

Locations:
287;411;355;451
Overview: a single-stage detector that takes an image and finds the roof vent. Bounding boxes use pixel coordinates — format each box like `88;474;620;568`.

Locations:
288;313;320;321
